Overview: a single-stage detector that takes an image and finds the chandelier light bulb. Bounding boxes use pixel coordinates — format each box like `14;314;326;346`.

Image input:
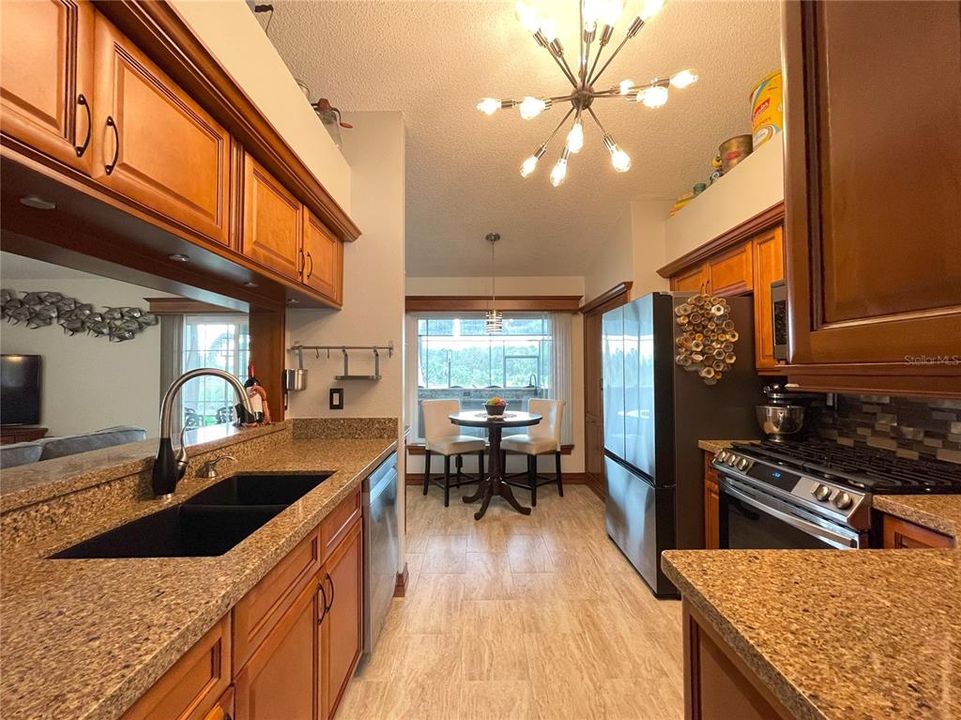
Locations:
600;0;624;27
477;98;502;116
639;84;669;108
515;2;541;33
611;147;631;172
670;69;698;89
566;119;584;153
639;0;665;22
539;18;558;42
520;146;545;177
518;96;549;119
550;150;570;187
619;79;635;95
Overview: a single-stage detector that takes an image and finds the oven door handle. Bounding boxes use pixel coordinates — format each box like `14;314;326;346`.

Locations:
723;484;859;550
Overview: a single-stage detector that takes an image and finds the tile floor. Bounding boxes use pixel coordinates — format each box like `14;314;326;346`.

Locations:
337;484;684;719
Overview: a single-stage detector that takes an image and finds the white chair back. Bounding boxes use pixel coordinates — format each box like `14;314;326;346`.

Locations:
528;398;564;448
422;399;460;443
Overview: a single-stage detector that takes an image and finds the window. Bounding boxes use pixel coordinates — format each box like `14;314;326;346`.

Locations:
181;315;250;428
413;313;554;440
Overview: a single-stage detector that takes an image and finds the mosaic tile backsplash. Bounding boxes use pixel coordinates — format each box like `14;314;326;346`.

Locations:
817;395;961;465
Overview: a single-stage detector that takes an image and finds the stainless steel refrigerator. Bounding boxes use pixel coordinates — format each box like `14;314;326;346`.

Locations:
602;292;762;597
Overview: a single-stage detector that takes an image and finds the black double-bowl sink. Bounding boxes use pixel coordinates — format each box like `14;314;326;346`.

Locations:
51;472;333;560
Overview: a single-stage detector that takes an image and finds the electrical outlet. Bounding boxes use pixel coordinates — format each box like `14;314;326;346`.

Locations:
329;388;344;410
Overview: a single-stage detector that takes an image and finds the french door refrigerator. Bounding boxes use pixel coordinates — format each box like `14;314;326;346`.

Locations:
602;292;762;597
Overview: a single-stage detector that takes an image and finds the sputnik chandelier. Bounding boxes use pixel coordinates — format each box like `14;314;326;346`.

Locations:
477;0;697;186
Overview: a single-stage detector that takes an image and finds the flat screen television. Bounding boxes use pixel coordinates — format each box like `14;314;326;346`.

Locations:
1;354;42;425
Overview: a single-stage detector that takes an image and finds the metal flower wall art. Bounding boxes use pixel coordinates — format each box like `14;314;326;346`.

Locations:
0;289;158;342
673;294;738;385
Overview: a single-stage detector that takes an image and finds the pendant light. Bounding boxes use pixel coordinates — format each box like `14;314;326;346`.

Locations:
485;233;503;335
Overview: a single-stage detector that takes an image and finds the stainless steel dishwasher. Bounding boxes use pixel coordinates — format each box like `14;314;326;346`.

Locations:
362;452;398;658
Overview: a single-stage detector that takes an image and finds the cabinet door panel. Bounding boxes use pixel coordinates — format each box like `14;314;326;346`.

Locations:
321;521;362;720
707;243;753;297
303;210;343;304
671;265;707;294
243;153;302;279
752;227;784;369
235;577;318;720
784;1;961;364
882;515;954;549
93;15;229;244
0;0;94;172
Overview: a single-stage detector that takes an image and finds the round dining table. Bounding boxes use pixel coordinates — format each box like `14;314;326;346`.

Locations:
449;410;542;521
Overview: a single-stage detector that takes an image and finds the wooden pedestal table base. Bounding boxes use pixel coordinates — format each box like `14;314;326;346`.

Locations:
449;410;543;521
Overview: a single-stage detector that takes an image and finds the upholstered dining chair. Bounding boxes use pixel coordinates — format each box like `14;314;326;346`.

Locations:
422;399;486;507
501;398;565;507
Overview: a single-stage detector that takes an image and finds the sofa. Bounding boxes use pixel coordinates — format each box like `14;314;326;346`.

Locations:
0;426;148;469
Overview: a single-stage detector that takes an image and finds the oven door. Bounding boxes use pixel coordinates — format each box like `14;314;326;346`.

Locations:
719;476;864;550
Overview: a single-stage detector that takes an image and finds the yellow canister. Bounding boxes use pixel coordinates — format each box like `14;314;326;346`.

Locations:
751;71;782;148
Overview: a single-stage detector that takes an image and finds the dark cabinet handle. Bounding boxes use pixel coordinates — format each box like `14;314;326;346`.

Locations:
104;116;119;175
325;573;335;613
318;580;327;624
306;252;314;279
74;94;91;157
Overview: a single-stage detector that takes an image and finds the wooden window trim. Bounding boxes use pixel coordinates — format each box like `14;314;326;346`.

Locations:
578;281;633;315
405;295;582;313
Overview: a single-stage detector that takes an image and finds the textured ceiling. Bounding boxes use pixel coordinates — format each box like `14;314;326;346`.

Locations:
260;0;780;277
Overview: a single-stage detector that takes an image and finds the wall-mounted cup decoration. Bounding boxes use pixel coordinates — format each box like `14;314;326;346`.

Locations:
0;289;158;341
674;294;738;385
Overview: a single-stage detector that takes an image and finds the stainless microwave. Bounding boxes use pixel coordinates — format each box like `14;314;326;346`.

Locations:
771;280;788;361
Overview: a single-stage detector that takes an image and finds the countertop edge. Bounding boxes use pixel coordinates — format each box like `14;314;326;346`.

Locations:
872;495;959;540
661;552;826;720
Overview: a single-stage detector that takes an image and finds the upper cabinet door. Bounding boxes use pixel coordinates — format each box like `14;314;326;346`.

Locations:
242;152;303;279
671;265;708;294
0;0;94;173
783;1;961;364
706;242;753;297
92;14;230;245
753;226;785;369
303;210;343;304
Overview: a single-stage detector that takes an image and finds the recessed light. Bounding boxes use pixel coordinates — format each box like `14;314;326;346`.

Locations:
19;195;56;210
243;281;259;288
168;253;190;262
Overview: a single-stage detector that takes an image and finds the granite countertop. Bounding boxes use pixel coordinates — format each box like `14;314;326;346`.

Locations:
663;549;961;720
873;495;961;540
0;435;396;720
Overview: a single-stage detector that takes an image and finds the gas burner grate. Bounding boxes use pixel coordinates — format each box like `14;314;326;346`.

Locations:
731;439;961;493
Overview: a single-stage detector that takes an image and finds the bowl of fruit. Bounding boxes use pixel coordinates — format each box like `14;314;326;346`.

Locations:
484;396;508;417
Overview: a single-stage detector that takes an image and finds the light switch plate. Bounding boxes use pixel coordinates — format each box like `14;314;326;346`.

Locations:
329;388;344;410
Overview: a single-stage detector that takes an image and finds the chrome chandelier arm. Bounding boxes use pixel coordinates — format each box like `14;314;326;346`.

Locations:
589;32;632;86
543;106;576;145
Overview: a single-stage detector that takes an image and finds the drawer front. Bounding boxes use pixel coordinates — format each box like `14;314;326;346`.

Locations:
234;528;321;670
321;488;361;562
121;615;231;720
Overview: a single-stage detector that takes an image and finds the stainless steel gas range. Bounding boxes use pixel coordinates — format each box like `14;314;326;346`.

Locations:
713;440;961;550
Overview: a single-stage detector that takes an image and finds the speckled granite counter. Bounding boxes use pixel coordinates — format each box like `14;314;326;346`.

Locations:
0;423;397;720
873;495;961;540
698;439;756;455
663;549;961;720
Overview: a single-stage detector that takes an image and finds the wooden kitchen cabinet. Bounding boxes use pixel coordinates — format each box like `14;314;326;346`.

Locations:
671;265;708;294
303;209;344;305
703;452;720;550
881;515;954;549
0;0;95;174
705;242;753;297
320;519;363;720
783;1;961;368
120;615;231;720
235;575;320;720
752;227;785;370
242;152;303;280
203;688;235;720
92;14;230;245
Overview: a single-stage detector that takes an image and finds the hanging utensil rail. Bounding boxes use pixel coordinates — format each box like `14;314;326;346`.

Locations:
287;342;394;381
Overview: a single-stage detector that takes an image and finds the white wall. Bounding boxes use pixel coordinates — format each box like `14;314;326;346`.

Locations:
664;137;784;262
404;275;587;477
285;111;406;561
169;0;351;213
585;209;633;303
0;276;162;437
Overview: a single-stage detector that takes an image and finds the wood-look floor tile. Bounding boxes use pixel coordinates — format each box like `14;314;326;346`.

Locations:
506;534;554;574
422;534;469;574
334;679;389;720
459;680;533;719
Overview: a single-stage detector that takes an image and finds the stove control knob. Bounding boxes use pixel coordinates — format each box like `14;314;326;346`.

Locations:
834;492;854;510
812;484;832;502
726;454;738;467
716;451;729;463
736;458;751;471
